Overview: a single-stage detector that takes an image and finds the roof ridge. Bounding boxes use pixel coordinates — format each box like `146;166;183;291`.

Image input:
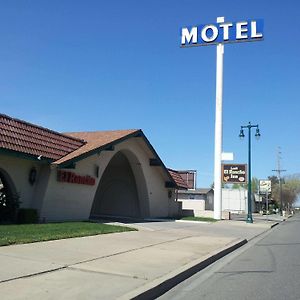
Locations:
1;124;84;148
64;129;140;134
0;114;86;144
0;133;80;153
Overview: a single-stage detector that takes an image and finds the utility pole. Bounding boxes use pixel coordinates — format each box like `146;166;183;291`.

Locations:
272;147;286;215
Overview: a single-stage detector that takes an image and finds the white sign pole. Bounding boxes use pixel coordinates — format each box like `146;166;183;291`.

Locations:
180;17;263;220
213;17;225;220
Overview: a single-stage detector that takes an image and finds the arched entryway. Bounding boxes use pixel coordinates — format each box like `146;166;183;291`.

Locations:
0;168;18;223
90;151;149;219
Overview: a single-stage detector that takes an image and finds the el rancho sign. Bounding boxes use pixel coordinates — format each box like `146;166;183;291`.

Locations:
57;170;96;186
222;164;247;184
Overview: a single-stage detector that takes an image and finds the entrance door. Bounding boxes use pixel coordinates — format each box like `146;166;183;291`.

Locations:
90;152;140;218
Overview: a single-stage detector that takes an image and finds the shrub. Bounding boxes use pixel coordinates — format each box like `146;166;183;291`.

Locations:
17;208;39;224
0;193;20;224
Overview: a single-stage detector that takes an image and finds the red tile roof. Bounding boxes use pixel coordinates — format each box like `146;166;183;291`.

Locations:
0;114;179;189
53;129;140;165
168;169;189;190
0;114;85;160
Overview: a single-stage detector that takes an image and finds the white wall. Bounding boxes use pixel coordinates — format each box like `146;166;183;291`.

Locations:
222;188;247;213
205;192;214;210
178;199;205;211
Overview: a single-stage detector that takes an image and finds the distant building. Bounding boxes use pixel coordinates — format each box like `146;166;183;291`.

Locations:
177;188;214;216
176;170;197;190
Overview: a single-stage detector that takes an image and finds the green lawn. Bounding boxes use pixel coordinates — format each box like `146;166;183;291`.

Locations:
180;216;218;222
0;222;136;246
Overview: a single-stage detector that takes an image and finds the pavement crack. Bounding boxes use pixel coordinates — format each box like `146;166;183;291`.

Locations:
0;266;68;284
0;235;195;285
69;235;196;267
67;266;148;281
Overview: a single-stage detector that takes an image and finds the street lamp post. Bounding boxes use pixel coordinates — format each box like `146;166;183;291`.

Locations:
239;122;261;223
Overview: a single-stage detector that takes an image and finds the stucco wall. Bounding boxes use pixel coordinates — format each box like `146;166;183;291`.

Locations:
182;209;230;220
40;154;100;221
40;137;178;221
178;199;206;211
119;138;175;218
0;154;46;210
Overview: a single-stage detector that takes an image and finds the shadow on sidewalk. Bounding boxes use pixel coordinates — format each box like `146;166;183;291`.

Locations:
89;215;176;224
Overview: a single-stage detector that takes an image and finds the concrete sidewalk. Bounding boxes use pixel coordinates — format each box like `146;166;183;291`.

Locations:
0;218;280;300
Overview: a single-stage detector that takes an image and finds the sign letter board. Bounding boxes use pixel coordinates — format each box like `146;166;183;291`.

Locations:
181;19;264;47
259;180;271;194
222;164;247;183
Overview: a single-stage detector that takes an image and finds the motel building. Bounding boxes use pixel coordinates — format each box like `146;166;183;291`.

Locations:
0;114;188;223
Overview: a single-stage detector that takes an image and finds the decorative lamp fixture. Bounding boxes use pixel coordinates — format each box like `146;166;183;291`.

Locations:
29;167;37;185
255;128;261;140
239;128;245;139
95;165;99;178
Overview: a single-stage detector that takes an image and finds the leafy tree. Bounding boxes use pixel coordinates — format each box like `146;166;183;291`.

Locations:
232;183;241;189
231;177;258;191
0;182;20;223
251;177;259;193
270;177;300;209
268;175;279;185
210;182;225;188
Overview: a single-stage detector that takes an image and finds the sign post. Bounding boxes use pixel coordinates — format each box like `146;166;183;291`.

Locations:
214;17;225;220
180;17;263;220
259;179;272;218
214;17;224;220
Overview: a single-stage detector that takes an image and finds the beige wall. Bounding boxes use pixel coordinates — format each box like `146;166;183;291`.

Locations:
0;136;180;221
0;154;47;211
177;193;206;201
182;209;230;220
40;154;100;221
40;137;179;221
178;199;206;211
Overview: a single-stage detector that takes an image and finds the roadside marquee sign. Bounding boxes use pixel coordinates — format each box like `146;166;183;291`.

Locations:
180;16;264;220
259;180;271;194
181;19;264;47
222;164;247;183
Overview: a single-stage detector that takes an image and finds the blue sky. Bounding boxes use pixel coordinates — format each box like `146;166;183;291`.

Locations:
0;0;299;187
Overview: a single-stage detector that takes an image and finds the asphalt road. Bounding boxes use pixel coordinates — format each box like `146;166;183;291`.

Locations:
159;214;300;300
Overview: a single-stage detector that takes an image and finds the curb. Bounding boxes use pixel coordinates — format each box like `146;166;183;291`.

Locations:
175;219;210;224
119;238;247;300
271;222;279;228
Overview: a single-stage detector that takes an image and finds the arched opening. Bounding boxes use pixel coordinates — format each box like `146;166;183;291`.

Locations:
0;169;18;223
90;151;146;219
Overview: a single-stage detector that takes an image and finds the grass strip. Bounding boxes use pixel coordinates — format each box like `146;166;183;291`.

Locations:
180;216;218;222
0;222;136;246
